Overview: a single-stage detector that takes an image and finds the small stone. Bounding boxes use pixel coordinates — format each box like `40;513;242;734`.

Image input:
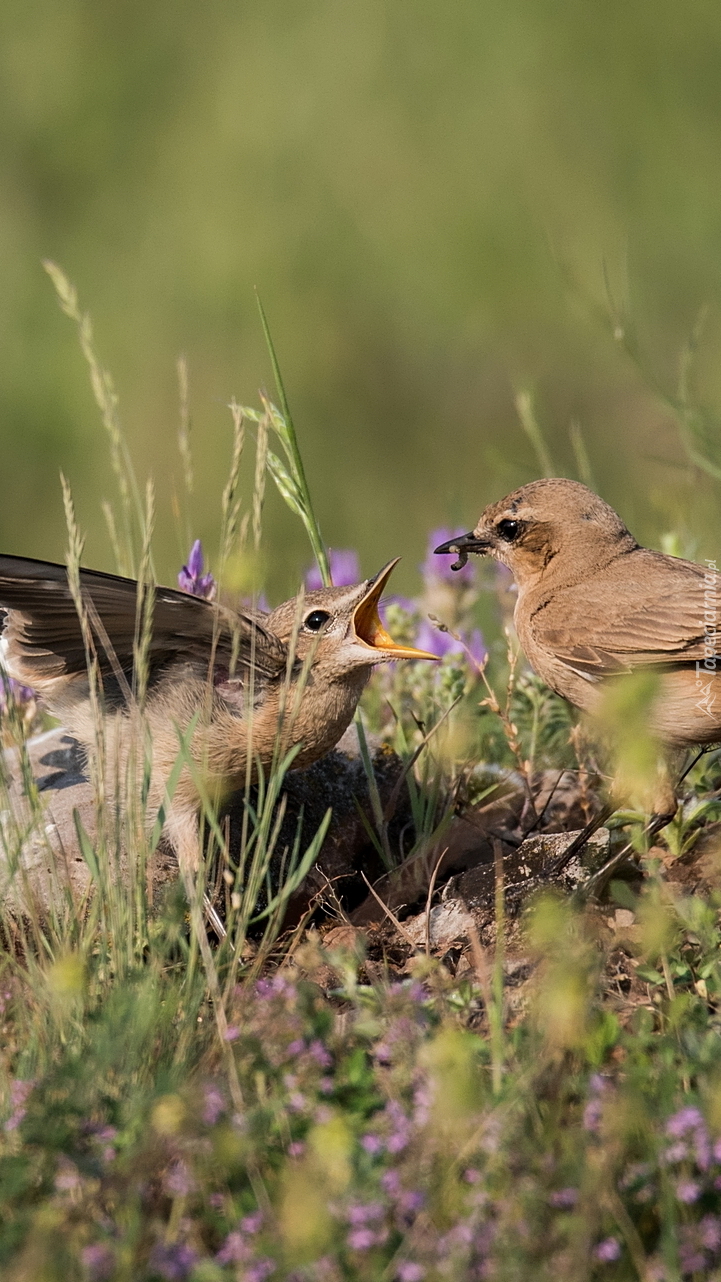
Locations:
614;909;635;928
402;898;475;951
322;924;367;952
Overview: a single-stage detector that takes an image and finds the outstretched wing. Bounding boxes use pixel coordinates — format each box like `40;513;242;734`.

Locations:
0;554;287;689
528;549;716;677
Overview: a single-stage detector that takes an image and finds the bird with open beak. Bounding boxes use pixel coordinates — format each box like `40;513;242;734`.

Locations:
435;478;721;821
0;554;436;873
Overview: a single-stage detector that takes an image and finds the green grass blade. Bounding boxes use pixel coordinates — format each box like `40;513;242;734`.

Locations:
255;291;331;586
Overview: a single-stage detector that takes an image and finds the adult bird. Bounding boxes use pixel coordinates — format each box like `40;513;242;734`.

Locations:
435;478;721;819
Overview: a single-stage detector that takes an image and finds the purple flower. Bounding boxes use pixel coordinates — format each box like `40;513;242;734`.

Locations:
415;619;463;660
360;1133;384;1155
4;1079;34;1131
438;1222;474;1253
397;1189;424;1216
700;1216;721;1250
216;1232;250;1265
148;1242;198;1280
583;1099;603;1133
424;528;476;585
465;628;487;665
240;1211;264;1235
381;1169;401;1197
666;1106;704;1138
255;974;296;1001
55;1157;81;1191
396;1265;425;1281
224;1025;240;1042
242;591;272;614
347;1227;379;1250
81;1243;115;1281
308;1039;332;1068
385;1100;411;1154
679;1248;705;1274
347;1202;384;1225
202;1083;225;1126
594;1238;621;1262
414;619;486;664
178;539;215;599
0;672;36;713
549;1188;578;1208
306;550;360;590
676;1180;701;1204
163;1160;194;1197
287;1141;305;1157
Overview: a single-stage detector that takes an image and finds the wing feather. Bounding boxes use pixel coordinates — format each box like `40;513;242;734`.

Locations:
529;549;717;676
0;554;287;688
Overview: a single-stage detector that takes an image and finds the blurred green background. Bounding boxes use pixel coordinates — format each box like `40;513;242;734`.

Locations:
3;0;721;601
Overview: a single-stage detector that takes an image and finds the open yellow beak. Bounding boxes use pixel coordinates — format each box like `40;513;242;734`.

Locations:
353;559;438;660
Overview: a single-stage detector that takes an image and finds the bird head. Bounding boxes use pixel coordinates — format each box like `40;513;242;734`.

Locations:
434;479;637;587
267;559;438;675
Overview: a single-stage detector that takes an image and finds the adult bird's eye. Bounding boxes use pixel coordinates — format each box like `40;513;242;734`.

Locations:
496;519;521;542
304;609;331;632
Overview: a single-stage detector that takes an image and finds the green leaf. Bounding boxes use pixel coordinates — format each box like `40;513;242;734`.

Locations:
250;807;332;922
610;879;638;910
72;809;100;884
635;964;664;985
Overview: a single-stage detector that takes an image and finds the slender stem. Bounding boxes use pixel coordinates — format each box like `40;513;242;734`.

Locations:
490;838;505;1094
255;290;331;586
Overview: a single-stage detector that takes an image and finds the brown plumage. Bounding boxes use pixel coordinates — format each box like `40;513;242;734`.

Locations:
0;555;436;871
436;479;721;816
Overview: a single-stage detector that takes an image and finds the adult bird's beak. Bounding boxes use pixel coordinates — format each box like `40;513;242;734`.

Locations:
434;530;492;571
353;559;438;660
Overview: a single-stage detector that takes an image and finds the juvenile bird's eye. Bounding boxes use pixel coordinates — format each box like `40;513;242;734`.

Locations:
496;519;521;542
304;609;331;632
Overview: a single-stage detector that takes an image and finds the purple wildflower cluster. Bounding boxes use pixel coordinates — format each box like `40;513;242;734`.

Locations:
7;965;721;1280
661;1107;721;1274
584;1080;721;1274
148;1241;199;1280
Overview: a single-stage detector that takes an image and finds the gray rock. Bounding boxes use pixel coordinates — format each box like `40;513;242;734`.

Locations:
0;726;179;916
0;723;406;923
453;826;611;916
1;727;97;913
